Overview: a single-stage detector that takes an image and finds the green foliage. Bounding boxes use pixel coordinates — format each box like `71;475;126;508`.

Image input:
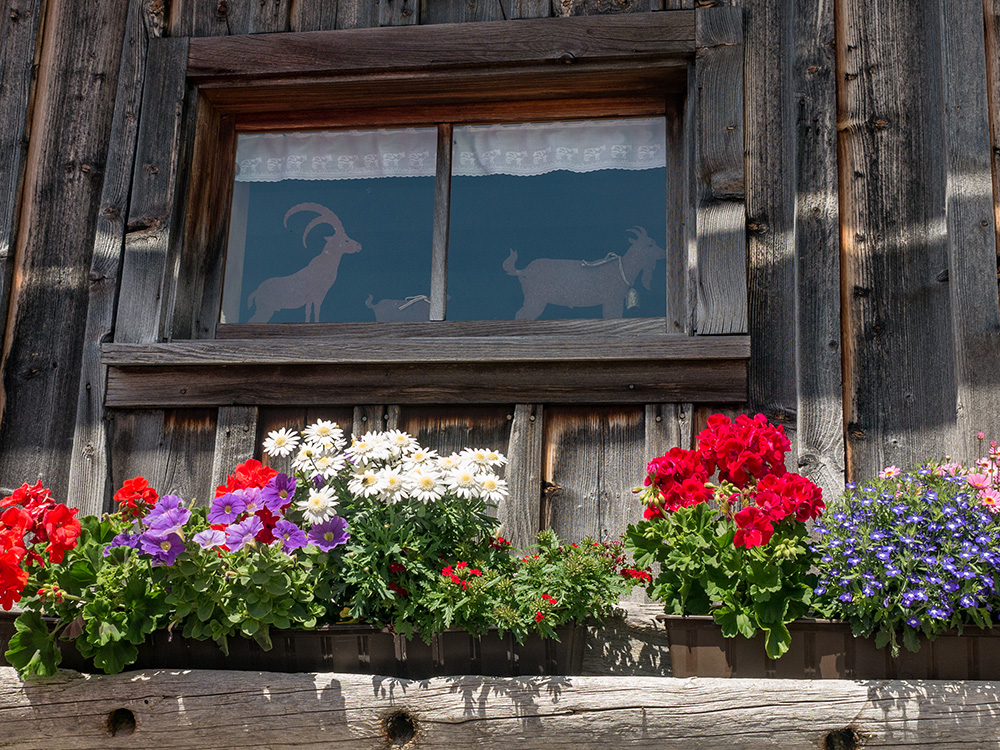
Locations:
626;502;817;659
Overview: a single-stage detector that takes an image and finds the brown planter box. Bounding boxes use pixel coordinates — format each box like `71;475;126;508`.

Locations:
663;614;1000;679
0;611;584;677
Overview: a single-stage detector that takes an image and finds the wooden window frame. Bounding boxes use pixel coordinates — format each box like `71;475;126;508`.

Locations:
103;10;749;408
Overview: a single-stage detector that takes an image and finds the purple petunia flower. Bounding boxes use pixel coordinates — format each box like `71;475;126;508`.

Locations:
193;528;227;549
261;474;297;513
307;516;349;551
209;491;247;524
139;532;186;566
273;519;307;551
145;505;192;536
226;515;263;551
241;487;262;514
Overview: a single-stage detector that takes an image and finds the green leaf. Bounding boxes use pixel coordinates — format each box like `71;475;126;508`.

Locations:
5;612;61;678
902;627;921;653
247;599;271;620
197;600;215;622
763;622;790;660
91;641;139;675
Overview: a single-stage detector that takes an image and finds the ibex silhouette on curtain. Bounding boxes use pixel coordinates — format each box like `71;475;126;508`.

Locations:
502;226;665;320
247;203;361;323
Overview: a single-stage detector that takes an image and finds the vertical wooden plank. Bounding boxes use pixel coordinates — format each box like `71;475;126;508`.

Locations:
114;37;191;345
352;405;388;436
430;124;452;321
420;0;504;23
290;1;341;31
644;403;692;458
507;0;552;17
502;404;544;548
544;406;645;544
791;0;844;494
67;0;165;516
171;109;236;340
0;0;131;498
399;405;512;458
665;95;691;335
940;0;1000;462
0;0;44;356
111;409;217;504
694;6;747;335
210;406;260;498
838;0;956;479
172;0;292;37
380;0;418;26
988;1;1000;273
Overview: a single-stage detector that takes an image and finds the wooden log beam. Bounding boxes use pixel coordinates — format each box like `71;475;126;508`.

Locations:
3;666;1000;748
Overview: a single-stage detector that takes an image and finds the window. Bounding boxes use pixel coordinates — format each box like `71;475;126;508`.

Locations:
103;10;749;408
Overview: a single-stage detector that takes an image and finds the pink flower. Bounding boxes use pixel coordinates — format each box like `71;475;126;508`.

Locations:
979;488;1000;513
878;465;902;479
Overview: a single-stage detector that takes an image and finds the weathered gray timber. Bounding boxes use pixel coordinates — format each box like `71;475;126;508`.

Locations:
67;0;165;517
693;7;747;336
209;405;259;495
6;666;1000;748
501;404;545;546
989;1;1000;257
0;0;131;498
940;0;1000;463
380;0;419;26
839;0;959;477
789;0;844;492
0;0;44;356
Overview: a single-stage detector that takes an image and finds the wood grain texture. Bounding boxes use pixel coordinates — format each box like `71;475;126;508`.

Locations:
187;13;696;81
104;359;748;407
210;406;260;497
694;6;747;335
171;0;292;37
170;105;235;340
67;0;160;516
0;0;44;358
0;0;130;497
838;0;957;478
988;0;1000;279
430;124;451;320
102;334;750;365
109;409;217;504
501;404;544;546
380;0;419;25
789;0;844;495
940;0;1000;463
420;0;505;24
114;37;191;345
544;406;645;543
399;405;512;458
554;0;661;15
6;667;1000;748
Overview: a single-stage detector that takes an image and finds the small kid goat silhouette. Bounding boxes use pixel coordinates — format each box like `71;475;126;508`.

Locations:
247;203;361;323
503;226;665;320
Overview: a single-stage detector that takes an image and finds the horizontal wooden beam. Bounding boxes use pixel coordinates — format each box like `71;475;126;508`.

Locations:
3;667;997;749
187;14;696;82
102;334;750;366
104;359;747;407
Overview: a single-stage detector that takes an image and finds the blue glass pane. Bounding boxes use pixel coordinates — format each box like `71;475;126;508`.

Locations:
225;177;435;323
447;168;667;321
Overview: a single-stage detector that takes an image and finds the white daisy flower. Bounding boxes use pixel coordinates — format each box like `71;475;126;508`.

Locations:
348;468;384;498
477;473;508;504
296;485;338;525
377;466;408;502
437;453;462;471
484;449;507;467
304;419;346;451
407;468;444;503
313;453;347;478
403;448;439;471
347;431;392;465
263;427;300;457
292;445;320;473
446;463;480;499
384;430;418;454
460;448;492;467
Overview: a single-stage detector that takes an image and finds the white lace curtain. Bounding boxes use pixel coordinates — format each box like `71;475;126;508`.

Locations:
235;118;666;182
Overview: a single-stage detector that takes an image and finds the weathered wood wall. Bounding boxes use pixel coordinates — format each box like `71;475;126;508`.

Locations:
0;0;998;529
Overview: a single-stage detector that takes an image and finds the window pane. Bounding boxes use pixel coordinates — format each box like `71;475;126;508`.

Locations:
447;118;667;321
221;128;437;324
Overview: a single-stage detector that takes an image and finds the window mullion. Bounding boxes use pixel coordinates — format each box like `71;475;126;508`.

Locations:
430;123;453;321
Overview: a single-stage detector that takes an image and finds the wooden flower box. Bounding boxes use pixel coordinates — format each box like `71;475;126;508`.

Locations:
0;611;584;678
663;614;1000;679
